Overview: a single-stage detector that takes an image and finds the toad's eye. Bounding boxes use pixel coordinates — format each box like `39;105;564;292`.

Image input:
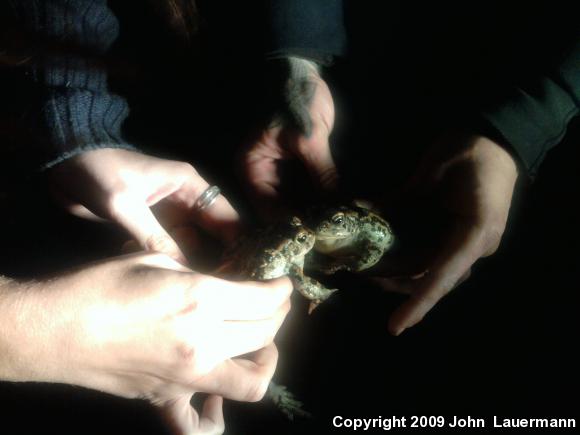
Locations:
332;214;344;225
297;233;309;243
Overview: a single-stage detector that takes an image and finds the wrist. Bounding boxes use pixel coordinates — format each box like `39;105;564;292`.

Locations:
287;56;321;79
475;135;519;180
467;118;525;179
278;56;326;137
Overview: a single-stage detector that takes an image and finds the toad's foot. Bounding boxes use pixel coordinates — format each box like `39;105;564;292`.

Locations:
267;382;312;420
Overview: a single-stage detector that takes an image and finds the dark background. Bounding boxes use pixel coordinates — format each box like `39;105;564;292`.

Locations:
1;1;578;434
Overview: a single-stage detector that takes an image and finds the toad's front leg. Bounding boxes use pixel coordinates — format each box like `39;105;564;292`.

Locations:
288;264;337;313
350;242;386;271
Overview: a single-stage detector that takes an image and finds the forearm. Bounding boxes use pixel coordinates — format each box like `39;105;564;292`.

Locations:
0;277;71;384
0;277;40;381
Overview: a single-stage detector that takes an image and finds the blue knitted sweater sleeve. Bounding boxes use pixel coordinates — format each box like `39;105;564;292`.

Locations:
8;0;135;169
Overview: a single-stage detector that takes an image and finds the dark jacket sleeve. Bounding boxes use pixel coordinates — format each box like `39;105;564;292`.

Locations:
200;0;346;64
266;0;347;64
7;0;134;170
481;40;580;176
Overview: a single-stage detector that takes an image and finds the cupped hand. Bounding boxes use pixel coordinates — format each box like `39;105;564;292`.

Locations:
49;149;241;263
8;252;292;434
377;135;519;336
241;59;338;218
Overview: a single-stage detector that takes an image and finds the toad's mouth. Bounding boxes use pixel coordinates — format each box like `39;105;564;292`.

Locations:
315;233;352;241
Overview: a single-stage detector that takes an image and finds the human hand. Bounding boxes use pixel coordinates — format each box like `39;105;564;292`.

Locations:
49;149;241;263
241;58;338;218
377;135;518;335
0;252;291;434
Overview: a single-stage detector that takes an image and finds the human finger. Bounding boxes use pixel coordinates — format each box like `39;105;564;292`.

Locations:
216;300;290;360
198;395;225;435
158;394;224;435
388;222;487;336
170;165;241;244
157;395;197;435
244;173;286;220
242;151;288;219
121;239;140;255
194;343;278;402
111;195;187;264
196;276;293;321
243;151;281;197
456;268;472;286
49;187;108;222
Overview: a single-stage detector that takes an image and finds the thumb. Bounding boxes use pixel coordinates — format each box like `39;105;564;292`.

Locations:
293;129;338;191
111;196;187;264
388;222;485;336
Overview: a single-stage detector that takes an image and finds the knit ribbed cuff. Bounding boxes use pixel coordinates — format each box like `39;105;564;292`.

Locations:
41;143;138;171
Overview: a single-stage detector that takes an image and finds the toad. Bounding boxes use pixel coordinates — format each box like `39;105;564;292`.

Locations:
221;216;337;311
306;204;395;274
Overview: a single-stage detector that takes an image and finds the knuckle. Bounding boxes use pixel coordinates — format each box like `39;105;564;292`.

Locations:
176;161;198;177
104;192;128;218
171;341;202;374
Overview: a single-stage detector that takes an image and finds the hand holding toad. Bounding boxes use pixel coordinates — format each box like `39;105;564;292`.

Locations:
377;134;518;335
50;149;241;263
0;252;292;434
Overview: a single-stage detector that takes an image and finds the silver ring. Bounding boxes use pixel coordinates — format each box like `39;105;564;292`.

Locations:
195;185;221;211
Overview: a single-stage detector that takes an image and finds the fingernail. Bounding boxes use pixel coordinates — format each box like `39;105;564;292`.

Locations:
392;326;406;336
